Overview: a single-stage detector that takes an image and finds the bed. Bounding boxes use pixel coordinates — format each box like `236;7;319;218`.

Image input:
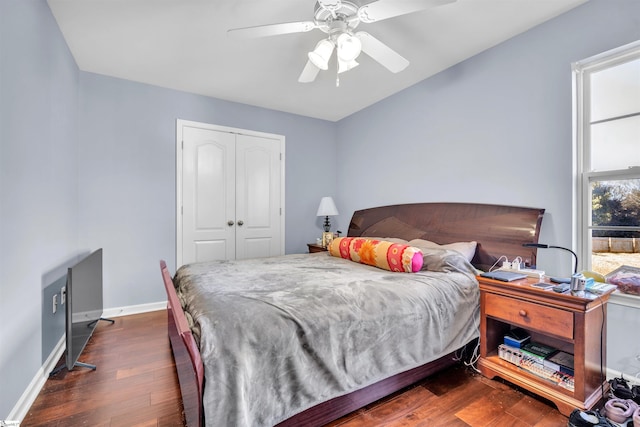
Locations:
161;202;545;427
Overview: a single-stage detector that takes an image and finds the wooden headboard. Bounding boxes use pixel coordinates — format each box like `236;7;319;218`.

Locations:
348;202;545;270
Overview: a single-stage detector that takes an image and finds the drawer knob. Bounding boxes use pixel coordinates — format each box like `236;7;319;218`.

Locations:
519;309;527;317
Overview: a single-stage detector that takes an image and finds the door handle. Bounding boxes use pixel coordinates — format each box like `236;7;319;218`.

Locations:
227;220;234;226
237;220;244;226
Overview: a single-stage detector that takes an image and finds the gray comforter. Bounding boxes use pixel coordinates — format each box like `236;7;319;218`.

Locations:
174;248;480;427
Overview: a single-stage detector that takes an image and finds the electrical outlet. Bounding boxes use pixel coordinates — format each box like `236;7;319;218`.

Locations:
61;286;66;305
52;294;58;314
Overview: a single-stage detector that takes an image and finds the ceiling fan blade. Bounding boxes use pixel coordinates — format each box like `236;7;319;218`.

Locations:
356;32;409;73
298;60;321;83
228;21;317;39
358;0;456;23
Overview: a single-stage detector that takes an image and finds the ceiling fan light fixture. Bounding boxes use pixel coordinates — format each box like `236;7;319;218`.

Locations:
336;33;362;62
308;39;335;70
338;58;359;74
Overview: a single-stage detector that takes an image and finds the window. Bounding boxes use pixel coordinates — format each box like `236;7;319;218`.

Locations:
574;41;640;277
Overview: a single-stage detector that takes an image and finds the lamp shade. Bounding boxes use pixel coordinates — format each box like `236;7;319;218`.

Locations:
337;33;362;62
308;39;335;71
338;58;359;74
317;196;339;217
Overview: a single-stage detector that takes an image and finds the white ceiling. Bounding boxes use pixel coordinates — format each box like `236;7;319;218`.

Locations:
47;0;587;122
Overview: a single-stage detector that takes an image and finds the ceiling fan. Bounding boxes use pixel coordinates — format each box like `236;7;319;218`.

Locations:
228;0;456;85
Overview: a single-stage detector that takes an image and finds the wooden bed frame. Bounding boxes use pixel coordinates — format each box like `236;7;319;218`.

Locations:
161;202;544;427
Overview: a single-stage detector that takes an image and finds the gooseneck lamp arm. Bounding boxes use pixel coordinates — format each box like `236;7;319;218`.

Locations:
522;243;578;274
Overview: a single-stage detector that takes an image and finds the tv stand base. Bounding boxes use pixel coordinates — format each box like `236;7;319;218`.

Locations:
87;316;115;328
49;317;115;377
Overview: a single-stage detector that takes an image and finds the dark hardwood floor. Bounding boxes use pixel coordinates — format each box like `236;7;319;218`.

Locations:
22;310;568;426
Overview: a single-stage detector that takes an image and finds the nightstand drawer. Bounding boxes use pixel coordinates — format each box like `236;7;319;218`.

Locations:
485;293;574;340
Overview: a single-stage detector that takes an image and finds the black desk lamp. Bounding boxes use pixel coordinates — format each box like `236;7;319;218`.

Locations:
522;243;578;284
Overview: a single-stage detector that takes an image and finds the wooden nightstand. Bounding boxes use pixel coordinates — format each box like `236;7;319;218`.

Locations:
477;275;611;416
307;243;327;253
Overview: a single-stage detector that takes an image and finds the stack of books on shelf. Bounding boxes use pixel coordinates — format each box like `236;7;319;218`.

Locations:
498;328;575;392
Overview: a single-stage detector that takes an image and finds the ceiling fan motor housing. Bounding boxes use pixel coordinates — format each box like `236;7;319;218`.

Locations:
314;0;361;34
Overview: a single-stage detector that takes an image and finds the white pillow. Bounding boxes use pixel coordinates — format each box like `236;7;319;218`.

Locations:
408;239;477;262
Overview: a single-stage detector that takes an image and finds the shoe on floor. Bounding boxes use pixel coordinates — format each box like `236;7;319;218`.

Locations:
610;377;635;401
568;409;616;427
632;385;640;405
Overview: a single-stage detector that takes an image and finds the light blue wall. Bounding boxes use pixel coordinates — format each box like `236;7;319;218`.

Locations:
335;0;640;277
77;73;336;309
0;0;80;418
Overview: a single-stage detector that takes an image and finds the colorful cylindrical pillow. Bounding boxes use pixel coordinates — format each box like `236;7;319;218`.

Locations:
329;237;423;273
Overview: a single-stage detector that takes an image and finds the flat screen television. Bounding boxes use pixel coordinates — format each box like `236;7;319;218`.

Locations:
64;248;112;371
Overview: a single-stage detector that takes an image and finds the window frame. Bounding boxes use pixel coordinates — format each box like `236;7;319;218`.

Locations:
573;40;640;272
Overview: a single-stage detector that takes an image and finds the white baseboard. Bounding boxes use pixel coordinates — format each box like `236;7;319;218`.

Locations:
607;367;640;386
6;301;167;423
7;334;65;422
102;300;166;318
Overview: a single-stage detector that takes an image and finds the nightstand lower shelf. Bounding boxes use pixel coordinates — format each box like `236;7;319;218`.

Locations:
478;355;605;417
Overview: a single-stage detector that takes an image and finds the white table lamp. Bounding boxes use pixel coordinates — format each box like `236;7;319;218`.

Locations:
317;196;339;232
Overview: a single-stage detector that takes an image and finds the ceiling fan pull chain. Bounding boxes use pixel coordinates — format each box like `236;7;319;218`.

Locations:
336;59;340;87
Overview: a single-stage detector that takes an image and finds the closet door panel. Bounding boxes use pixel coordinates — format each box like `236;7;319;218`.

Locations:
235;134;282;260
182;126;236;263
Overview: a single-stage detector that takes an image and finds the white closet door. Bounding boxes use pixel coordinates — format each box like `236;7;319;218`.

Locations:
235;134;282;260
182;126;236;263
178;120;284;265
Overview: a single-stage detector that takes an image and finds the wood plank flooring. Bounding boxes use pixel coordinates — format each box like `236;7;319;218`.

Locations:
22;310;569;426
